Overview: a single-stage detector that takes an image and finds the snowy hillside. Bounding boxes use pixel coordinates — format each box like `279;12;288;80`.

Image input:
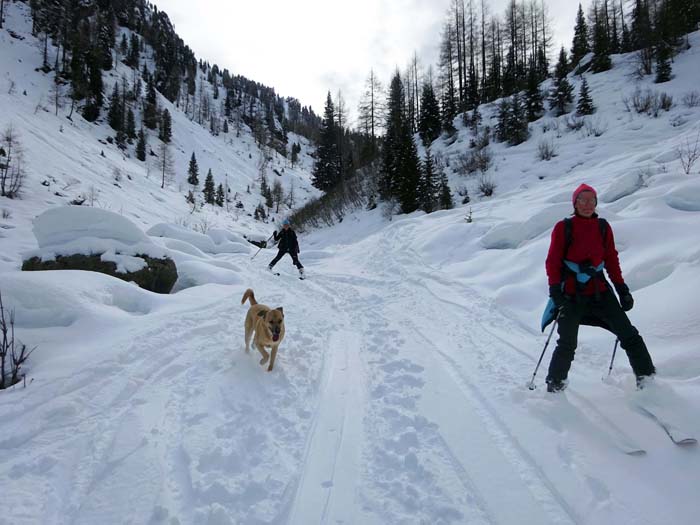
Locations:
2;3;700;523
0;1;320;275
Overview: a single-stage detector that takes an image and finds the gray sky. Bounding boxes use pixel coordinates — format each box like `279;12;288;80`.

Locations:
155;0;591;126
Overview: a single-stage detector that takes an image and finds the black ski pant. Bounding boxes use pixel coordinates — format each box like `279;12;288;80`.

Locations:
546;290;655;383
269;249;303;270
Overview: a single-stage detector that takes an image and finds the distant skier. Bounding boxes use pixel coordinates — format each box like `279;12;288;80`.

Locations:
543;184;655;392
268;218;305;278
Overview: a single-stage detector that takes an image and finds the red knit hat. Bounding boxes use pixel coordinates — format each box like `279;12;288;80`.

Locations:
572;183;597;205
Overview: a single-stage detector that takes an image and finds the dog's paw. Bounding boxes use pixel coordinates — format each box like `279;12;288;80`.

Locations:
267;365;274;372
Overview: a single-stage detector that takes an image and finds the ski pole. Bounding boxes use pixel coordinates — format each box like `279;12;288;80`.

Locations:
251;233;274;261
607;338;619;377
528;314;559;390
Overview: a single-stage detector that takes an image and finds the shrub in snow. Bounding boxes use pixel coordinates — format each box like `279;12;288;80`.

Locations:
541;119;562;138
0;291;34;390
537;139;558;161
677;132;700;175
583;117;608;137
622;88;673;117
478;174;496;197
682;91;700;108
564;115;585;132
457;148;492;175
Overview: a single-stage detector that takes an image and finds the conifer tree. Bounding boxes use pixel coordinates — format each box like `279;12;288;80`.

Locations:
654;3;674;83
525;62;544;122
187;152;199;186
290;142;301;167
159;109;172;143
417;150;438;213
631;0;653;74
119;34;128;57
107;83;123;131
620;0;632;52
136;128;146;161
418;81;442;146
469;106;482;134
379;72;421;213
125;108;136;140
96;7;114;70
576;76;596;115
549;47;574;116
203;169;215;204
216;183;225;207
507;93;528;145
143;79;158;129
311;92;340;192
260;176;274;208
654;43;672;83
127;33;140;69
571;3;589;67
591;5;612;73
222;119;229;133
437;165;454;210
496;98;511;142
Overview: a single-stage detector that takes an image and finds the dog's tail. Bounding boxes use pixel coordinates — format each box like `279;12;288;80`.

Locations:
241;288;257;306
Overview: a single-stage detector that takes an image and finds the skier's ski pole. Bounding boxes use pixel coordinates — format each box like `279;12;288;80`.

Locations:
528;314;559;390
606;338;619;377
251;233;274;261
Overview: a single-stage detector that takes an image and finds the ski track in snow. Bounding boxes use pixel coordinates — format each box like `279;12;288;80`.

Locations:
2;223;700;525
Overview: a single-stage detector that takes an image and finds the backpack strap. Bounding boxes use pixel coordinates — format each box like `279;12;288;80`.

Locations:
561;216;609;300
563;216;608;257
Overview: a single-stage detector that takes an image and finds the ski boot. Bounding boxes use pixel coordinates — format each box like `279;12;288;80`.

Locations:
546;378;567;393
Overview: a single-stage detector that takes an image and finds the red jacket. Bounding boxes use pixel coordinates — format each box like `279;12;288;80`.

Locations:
545;214;624;295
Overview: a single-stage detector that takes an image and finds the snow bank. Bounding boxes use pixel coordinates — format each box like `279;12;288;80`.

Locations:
147;223;250;254
24;207;168;268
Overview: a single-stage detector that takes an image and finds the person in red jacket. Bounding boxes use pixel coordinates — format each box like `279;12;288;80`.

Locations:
544;183;655;392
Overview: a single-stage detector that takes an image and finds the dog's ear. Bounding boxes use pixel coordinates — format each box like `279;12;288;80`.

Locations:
257;310;267;318
275;307;284;316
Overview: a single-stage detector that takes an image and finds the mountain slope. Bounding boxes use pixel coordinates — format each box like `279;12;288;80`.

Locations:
0;0;320;274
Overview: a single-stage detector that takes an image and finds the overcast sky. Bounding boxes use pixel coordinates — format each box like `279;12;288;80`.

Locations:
155;0;592;126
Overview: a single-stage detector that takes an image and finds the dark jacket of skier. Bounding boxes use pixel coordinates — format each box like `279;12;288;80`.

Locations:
273;227;299;254
268;219;304;275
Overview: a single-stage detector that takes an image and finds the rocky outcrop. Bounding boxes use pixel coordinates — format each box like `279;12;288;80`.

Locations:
22;254;178;294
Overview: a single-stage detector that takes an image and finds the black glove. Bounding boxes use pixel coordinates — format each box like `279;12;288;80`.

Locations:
549;284;566;309
272;231;278;240
614;283;634;312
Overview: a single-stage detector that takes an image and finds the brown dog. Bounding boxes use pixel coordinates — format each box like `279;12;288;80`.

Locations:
241;288;285;371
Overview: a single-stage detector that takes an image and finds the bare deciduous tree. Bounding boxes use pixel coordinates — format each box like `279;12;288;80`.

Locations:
0;124;26;198
678;131;700;175
50;75;64;116
1;291;34;390
271;179;284;213
157;142;175;189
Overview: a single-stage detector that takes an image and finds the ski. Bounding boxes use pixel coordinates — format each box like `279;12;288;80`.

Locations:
632;403;697;446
